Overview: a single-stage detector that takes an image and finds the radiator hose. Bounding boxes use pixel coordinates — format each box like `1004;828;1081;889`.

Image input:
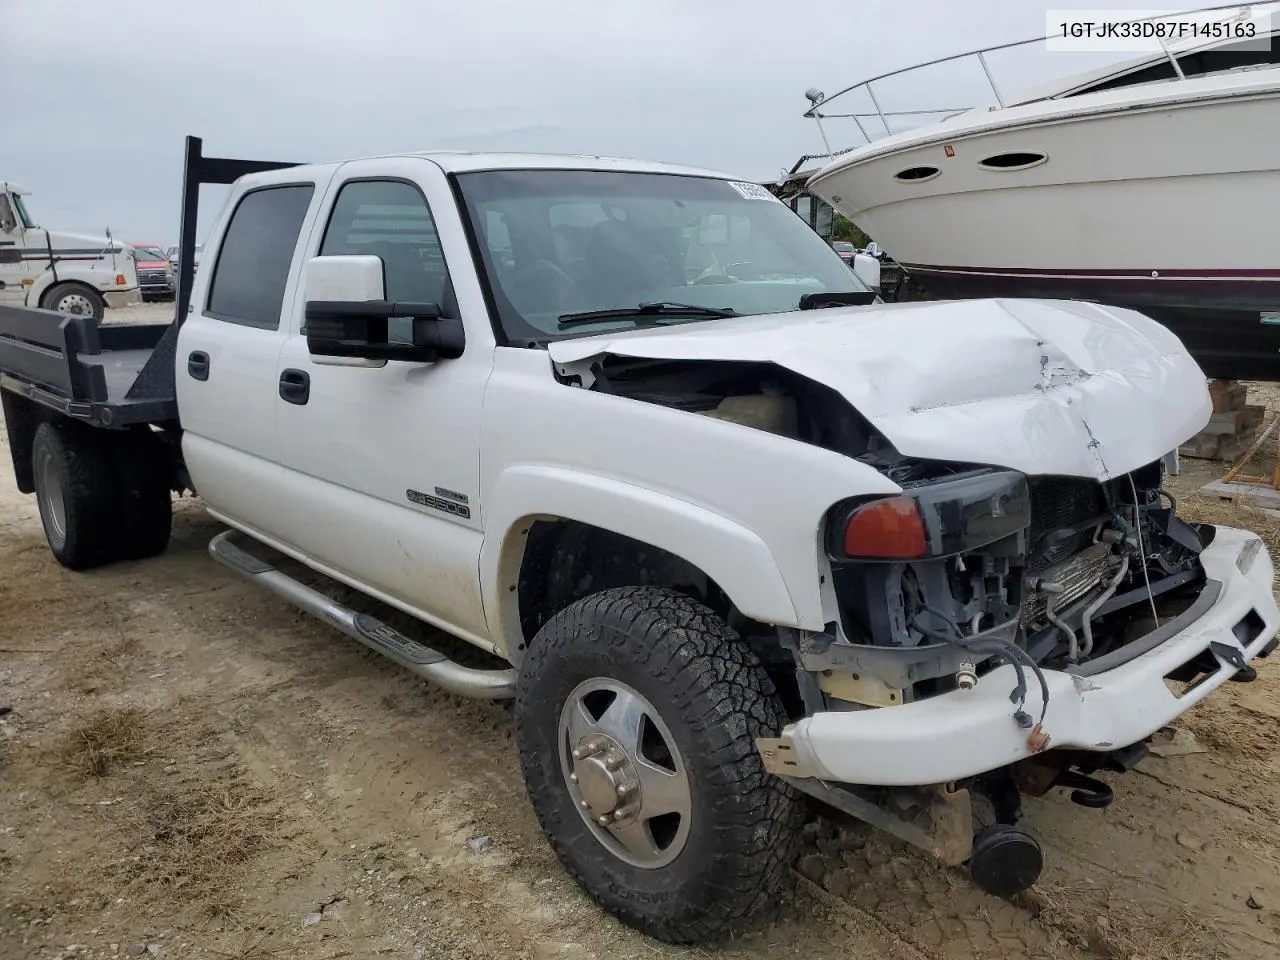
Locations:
1079;555;1130;660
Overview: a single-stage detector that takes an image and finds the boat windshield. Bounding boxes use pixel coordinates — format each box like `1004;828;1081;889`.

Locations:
454;168;872;343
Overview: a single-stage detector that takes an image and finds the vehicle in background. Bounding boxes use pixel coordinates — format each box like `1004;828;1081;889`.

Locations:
824;242;881;289
0;181;138;320
131;243;175;301
166;242;202;274
2;136;1276;944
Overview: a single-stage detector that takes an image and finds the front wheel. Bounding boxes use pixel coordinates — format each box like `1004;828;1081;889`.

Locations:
515;587;803;943
41;283;105;321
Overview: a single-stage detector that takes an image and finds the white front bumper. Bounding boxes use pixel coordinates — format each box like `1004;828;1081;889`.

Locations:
777;525;1279;787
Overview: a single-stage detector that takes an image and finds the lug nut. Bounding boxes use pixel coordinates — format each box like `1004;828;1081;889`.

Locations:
580;799;590;809
572;748;584;760
597;815;612;826
569;772;578;783
616;783;629;796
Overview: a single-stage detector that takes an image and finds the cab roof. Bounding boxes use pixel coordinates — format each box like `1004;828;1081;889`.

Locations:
239;150;743;186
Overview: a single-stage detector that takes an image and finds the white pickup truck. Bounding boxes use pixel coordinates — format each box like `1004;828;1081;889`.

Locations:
0;181;138;319
1;137;1276;943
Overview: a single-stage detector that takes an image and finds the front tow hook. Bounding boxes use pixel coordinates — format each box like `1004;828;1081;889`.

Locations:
1054;770;1114;809
1210;640;1258;683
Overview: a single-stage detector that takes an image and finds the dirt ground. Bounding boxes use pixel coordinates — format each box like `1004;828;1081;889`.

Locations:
2;304;1279;960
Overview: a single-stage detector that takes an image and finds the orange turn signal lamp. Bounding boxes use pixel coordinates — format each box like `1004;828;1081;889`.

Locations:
842;495;928;559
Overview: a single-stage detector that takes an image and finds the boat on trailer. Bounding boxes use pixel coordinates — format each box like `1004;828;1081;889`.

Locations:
801;2;1280;379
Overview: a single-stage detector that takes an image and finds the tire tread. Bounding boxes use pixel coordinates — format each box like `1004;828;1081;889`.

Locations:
515;586;803;943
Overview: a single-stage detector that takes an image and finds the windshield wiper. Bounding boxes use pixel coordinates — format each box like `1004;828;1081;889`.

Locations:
798;291;878;310
557;301;738;328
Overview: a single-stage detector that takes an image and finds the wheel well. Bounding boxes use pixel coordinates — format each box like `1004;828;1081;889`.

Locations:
516;519;806;718
39;280;103;308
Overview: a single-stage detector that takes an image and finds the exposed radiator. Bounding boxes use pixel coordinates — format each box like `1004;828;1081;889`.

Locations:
1027;477;1107;573
1022;542;1112;631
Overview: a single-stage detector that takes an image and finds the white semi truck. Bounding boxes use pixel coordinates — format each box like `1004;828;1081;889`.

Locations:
0;181;138;320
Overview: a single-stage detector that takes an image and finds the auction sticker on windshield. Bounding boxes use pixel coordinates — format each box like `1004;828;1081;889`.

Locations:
728;181;779;201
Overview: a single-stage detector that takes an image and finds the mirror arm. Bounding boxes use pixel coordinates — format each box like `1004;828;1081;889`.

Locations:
305;300;440;322
415;317;465;360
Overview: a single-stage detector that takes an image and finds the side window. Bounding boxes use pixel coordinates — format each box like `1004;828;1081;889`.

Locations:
319;180;449;305
206;184;315;329
0;194;16;233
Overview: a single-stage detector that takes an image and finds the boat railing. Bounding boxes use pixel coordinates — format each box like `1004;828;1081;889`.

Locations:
803;1;1278;152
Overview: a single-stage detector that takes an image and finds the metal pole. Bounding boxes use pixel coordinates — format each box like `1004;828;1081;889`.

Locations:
976;51;1006;107
1157;36;1187;79
864;82;891;137
851;112;872;145
174;136;202;327
813;114;833;154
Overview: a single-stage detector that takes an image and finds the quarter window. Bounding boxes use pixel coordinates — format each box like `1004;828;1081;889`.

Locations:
319;180;449;305
206;184;315;329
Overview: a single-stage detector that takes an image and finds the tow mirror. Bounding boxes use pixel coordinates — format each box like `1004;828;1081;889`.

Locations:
852;252;881;291
302;255;463;364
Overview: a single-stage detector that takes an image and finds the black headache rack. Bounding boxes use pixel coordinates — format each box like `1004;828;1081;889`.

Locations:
0;135;300;429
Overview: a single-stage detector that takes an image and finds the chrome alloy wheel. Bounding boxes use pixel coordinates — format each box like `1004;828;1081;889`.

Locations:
54;292;96;315
36;442;67;549
559;678;692;869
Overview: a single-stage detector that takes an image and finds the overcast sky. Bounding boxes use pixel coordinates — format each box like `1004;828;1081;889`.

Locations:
1;0;1202;243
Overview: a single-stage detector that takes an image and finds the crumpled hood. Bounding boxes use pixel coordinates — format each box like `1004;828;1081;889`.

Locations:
546;298;1211;480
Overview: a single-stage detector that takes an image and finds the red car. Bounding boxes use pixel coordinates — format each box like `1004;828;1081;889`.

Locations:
130;243;175;302
831;240;855;264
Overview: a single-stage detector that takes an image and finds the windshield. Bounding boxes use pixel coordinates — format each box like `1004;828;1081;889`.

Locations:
454;169;871;342
12;194;36;229
135;246;166;261
832;241;854;253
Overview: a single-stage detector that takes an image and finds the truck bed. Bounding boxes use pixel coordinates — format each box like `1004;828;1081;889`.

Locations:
0;303;179;428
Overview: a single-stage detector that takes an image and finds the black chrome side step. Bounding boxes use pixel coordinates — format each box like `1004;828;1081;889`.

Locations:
209;530;516;700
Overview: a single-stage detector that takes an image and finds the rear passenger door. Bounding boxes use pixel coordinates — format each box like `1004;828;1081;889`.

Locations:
176;176;330;536
272;158;494;642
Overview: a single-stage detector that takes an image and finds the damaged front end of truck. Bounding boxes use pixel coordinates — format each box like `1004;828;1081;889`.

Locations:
546;296;1280;896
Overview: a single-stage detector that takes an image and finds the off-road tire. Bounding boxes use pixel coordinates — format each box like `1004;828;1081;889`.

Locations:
31;420;119;569
40;282;105;321
515;586;804;943
112;429;172;561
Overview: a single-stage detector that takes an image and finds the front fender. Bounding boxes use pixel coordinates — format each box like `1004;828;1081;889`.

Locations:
480;465;799;657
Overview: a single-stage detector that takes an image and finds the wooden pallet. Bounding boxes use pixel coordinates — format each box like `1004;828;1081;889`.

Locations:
1178;380;1266;461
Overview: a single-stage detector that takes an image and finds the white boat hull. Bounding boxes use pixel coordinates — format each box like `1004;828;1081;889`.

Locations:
808;75;1280;315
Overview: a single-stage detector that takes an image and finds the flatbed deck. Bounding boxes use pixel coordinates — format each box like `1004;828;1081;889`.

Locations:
0;304;178;427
